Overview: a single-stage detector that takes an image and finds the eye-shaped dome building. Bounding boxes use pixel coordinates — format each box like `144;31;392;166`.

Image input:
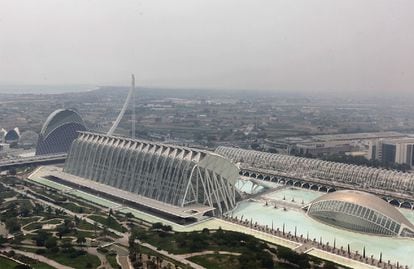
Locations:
306;190;414;237
4;127;20;144
35;109;87;155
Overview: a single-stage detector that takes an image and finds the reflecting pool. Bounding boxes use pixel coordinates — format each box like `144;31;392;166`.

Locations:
29;172;414;268
263;187;324;205
233;187;414;269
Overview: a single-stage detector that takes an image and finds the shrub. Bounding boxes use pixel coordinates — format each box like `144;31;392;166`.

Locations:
35;249;46;254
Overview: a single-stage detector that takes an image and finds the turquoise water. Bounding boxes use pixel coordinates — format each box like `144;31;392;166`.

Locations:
403;209;414;224
233;195;414;268
264;187;324;205
31;174;414;267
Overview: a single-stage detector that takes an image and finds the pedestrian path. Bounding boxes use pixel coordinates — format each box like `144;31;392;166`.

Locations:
4;247;74;269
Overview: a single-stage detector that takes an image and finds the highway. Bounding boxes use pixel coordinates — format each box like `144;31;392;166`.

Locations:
0;154;67;169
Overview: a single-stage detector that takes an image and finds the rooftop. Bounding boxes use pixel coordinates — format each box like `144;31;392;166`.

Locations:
310;190;414;230
33;166;215;219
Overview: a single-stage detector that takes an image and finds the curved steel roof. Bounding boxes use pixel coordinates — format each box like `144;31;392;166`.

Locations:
311;190;414;229
215;146;414;195
40;109;85;139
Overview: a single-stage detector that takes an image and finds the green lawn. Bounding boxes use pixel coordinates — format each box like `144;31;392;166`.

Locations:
1;199;33;210
77;220;96;230
23;218;62;230
22;248;100;269
138;245;188;269
0;190;16;199
0;256;19;269
24;222;43;230
30;262;57;269
0;176;20;185
106;253;120;269
189;254;240;269
20;216;42;225
43;218;63;225
0;253;56;269
73;230;97;239
89;215;125;233
135;228;247;254
43;252;100;269
24;217;62;231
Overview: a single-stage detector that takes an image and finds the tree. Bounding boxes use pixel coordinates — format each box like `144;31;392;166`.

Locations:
238;252;257;269
151;222;164;230
33;203;44;214
76;236;86;246
125;212;134;220
33;230;49;246
259;252;274;269
0;235;7;246
101;225;108;236
8;168;17;175
74;215;80;225
57;225;69;239
61;240;73;252
5;218;21;233
128;232;141;266
19;204;31;217
3;203;18;218
47;206;53;215
93;222;98;236
45;237;57;249
55;208;64;216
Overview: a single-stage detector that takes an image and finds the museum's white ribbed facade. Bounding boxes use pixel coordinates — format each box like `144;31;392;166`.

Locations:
64;132;239;216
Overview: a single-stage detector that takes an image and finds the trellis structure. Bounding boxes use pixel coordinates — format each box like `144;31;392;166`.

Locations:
215;146;414;195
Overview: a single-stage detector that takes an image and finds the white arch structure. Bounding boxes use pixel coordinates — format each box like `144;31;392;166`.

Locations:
107;74;135;137
215;146;414;195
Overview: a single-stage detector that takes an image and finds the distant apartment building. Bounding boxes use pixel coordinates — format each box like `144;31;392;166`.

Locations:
265;131;407;157
368;138;414;169
294;141;358;157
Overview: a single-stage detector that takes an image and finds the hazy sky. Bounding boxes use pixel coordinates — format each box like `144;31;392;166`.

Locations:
0;0;413;93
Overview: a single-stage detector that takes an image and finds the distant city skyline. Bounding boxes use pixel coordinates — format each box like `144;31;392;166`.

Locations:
1;0;414;94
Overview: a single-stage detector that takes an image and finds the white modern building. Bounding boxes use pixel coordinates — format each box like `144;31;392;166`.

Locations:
36;109;87;155
368;138;414;169
61;132;239;220
306;190;414;237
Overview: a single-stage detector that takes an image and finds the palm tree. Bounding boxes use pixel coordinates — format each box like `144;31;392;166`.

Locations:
76;236;86;247
93;221;98;237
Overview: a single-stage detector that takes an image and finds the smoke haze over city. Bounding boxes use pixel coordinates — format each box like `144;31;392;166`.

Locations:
2;2;414;268
1;0;414;95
